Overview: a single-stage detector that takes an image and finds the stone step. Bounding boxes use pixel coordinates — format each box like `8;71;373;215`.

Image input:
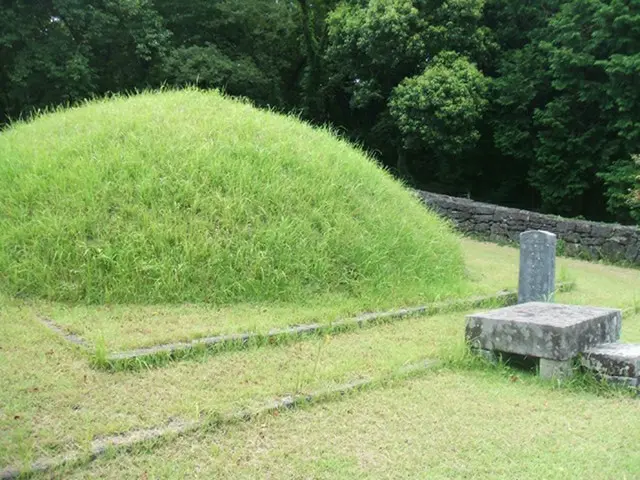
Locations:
581;343;640;380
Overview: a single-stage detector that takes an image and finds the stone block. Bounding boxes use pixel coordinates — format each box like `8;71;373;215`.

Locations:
450;210;472;221
539;358;573;379
602;237;628;257
555;221;573;234
581;343;640;378
574;222;592;234
581;236;603;246
475;214;493;223
591;224;611;238
626;242;640;263
601;375;638;388
466;302;621;361
493;209;510;221
472;204;495;215
561;232;580;244
518;230;556;303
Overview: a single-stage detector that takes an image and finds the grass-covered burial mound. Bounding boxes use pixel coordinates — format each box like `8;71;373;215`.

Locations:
0;89;466;304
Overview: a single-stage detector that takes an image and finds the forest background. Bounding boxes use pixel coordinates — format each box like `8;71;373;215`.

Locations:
1;0;638;223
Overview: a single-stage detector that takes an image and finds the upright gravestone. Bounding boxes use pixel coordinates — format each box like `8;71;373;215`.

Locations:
518;230;556;303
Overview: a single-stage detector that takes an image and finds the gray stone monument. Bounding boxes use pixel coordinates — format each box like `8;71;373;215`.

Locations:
518;230;556;303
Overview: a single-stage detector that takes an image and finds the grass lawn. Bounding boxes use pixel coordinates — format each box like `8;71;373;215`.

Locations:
64;371;640;479
26;238;640;353
1;239;639;477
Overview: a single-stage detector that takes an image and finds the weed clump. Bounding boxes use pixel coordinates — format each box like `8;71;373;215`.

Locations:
0;89;466;304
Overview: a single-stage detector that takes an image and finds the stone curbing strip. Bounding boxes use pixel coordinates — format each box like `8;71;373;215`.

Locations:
34;285;576;367
0;359;439;479
38;317;91;349
105;289;531;364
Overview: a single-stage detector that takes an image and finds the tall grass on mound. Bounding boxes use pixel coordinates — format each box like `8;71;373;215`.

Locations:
0;89;466;304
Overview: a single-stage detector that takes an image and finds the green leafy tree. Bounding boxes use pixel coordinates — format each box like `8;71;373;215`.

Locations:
493;0;640;221
295;0;340;119
0;1;92;123
323;0;493;181
157;46;276;104
0;0;169;124
390;52;489;183
599;154;640;224
153;0;301;107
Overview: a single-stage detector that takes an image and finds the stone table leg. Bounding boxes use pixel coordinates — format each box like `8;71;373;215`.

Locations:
539;358;573;379
472;348;498;364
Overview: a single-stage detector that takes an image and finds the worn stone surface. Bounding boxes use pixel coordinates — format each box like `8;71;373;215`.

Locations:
539;358;573;379
518;230;556;303
466;302;621;360
38;317;91;348
581;343;640;378
600;375;639;388
417;190;640;265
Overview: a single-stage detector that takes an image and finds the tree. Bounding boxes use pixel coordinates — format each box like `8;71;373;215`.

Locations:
0;0;170;125
492;0;640;221
390;52;489;184
599;154;640;224
157;47;276;104
322;0;493;181
294;0;341;119
0;1;93;123
152;0;301;108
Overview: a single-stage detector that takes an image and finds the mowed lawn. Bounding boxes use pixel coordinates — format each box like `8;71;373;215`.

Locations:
66;371;640;479
1;238;639;477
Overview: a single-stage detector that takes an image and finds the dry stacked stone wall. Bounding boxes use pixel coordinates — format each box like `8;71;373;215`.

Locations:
417;191;640;265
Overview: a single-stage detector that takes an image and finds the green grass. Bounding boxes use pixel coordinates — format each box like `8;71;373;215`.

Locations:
22;237;635;353
1;239;639;476
0;88;465;305
59;371;640;480
2;89;639;478
463;238;639;305
34;293;467;352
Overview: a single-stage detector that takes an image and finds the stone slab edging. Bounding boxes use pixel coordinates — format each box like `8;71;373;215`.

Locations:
38;317;91;349
106;290;521;364
417;190;640;266
0;359;439;480
36;284;576;369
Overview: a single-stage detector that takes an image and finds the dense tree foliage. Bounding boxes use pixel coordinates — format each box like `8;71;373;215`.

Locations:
1;0;639;224
390;52;489;183
0;0;170;121
493;0;640;219
152;0;301;106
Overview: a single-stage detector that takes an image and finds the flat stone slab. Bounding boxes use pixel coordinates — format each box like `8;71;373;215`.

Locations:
581;343;640;378
466;302;621;361
601;375;639;388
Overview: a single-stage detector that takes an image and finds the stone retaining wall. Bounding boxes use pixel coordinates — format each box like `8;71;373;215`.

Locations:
417;191;640;265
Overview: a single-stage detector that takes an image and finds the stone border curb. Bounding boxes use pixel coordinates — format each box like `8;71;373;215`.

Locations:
0;359;439;479
106;290;520;363
36;284;576;369
106;288;542;366
38;317;91;349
